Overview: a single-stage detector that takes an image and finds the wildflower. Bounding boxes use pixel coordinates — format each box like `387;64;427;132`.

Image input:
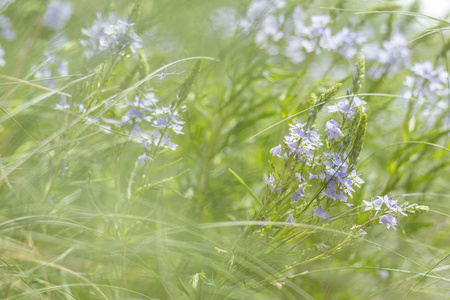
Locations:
42;0;73;30
282;122;322;164
315;243;330;252
151;105;185;135
352;95;367;108
379;214;398;230
328;99;352;117
161;133;178;151
0;15;15;40
138;153;153;166
55;96;70;110
99;124;112;134
270;144;282;157
363;33;410;78
0;0;14;13
238;0;286;41
208;7;237;39
358;229;367;235
382;195;407;216
295;173;305;183
301;15;332;53
308;171;325;180
285;213;295;226
403;62;449;121
291;185;305;203
314;207;332;220
363;197;383;211
325;120;344;141
348;170;364;188
379;270;389;279
81;13;142;58
330;27;365;60
265;173;275;185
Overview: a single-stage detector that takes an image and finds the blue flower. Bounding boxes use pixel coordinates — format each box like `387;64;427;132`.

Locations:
363;197;383;211
270;144;282;157
265;173;275;185
285;214;295;226
379;214;398;230
325;120;344;141
314;207;332;220
291;185;305;203
42;0;73;31
81;13;142;58
138;154;153;166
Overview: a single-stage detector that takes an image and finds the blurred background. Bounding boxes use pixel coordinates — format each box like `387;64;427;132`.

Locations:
0;0;449;299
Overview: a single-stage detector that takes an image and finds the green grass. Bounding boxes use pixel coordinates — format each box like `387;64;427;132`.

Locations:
0;0;449;299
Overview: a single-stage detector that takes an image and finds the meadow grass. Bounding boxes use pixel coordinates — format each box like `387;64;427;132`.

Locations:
0;0;449;299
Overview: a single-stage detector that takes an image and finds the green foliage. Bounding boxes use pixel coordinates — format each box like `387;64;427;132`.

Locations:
0;0;449;299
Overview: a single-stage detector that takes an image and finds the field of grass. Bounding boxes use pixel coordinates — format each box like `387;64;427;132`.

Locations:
0;0;449;299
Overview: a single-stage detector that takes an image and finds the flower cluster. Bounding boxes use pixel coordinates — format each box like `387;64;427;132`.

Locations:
363;33;410;78
309;152;364;207
81;13;142;58
328;95;366;120
91;92;185;166
404;61;449;103
237;0;287;55
42;0;73;31
363;195;408;230
270;121;322;165
235;2;366;62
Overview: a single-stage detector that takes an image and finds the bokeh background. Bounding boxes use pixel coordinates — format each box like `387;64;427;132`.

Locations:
0;0;449;299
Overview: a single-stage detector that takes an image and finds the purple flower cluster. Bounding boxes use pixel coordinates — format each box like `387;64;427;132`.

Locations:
270;121;322;165
328;95;366;120
42;0;73;31
81;13;142;58
363;33;410;78
90;92;185;166
237;0;287;55
310;152;364;206
404;61;449;101
363;195;407;230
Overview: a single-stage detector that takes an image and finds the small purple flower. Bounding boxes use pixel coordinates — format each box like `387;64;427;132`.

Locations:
380;214;398;230
315;243;330;252
42;0;73;31
325;120;344;141
138;153;153;166
349;170;364;188
270;144;282;157
314;207;332;220
383;195;407;216
55;96;70;110
265;173;275;185
363;197;383;211
99;124;112;134
291;185;305;203
295;173;305;183
162;133;178;151
285;214;295;226
352;95;367;108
